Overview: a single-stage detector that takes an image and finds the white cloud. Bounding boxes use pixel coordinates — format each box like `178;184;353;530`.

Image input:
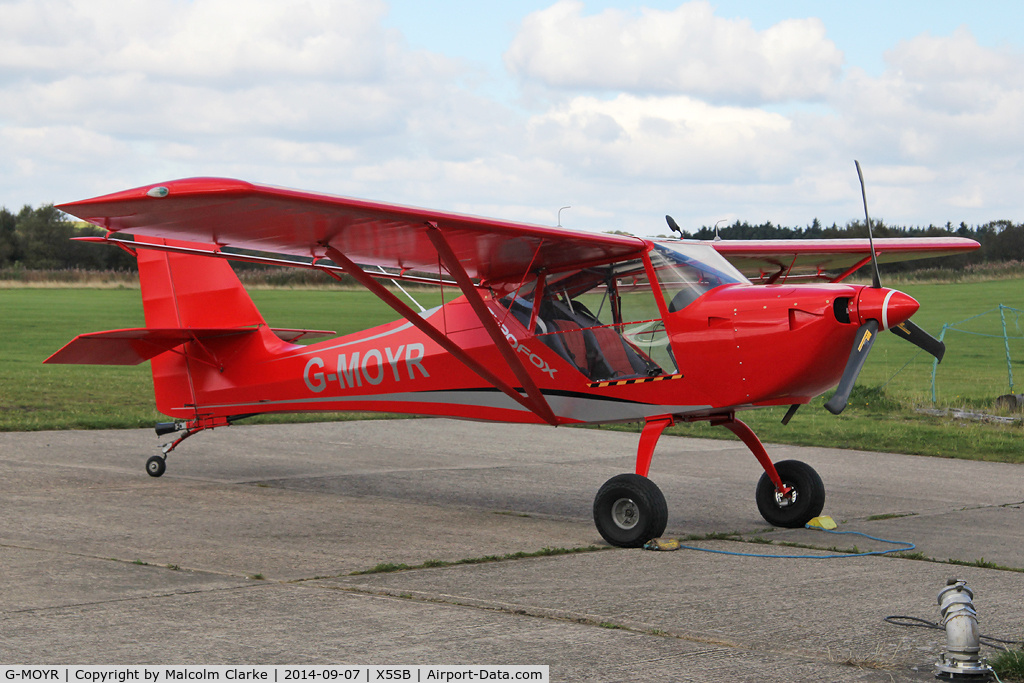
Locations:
2;1;1024;234
0;0;398;84
526;94;800;182
834;29;1024;149
505;0;843;104
0;0;461;143
0;0;515;209
797;28;1024;224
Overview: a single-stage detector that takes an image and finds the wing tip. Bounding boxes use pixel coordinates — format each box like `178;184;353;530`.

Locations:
58;177;257;215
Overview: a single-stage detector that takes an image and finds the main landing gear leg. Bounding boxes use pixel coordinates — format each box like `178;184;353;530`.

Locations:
593;416;672;548
716;416;825;528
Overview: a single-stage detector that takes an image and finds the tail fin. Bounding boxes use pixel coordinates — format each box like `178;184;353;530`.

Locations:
47;237;335;422
136;236;267;419
137;236;265;329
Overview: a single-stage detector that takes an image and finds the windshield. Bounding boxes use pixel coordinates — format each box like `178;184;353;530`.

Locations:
650;242;748;313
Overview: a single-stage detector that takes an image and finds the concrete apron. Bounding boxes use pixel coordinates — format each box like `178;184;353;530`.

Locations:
2;420;1022;681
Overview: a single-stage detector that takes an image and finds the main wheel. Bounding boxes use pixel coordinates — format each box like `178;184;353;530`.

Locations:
146;455;166;478
756;459;824;528
593;474;668;547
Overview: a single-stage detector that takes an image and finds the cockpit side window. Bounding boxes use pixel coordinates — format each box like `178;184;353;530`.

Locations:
497;261;678;381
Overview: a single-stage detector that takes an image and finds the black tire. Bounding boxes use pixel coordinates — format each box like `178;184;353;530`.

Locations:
756;460;824;528
146;455;166;478
593;474;668;547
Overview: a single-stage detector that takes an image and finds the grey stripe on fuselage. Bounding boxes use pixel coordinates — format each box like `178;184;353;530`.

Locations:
187;389;709;424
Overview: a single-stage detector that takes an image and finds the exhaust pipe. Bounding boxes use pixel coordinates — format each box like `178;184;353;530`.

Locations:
155;422;185;437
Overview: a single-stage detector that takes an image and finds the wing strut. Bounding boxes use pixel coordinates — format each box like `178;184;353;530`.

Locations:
425;224;558;426
829;255;874;284
323;245;560;426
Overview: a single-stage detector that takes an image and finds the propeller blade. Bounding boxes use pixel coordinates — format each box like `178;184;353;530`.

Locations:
890;319;945;363
854;160;882;289
825;319;880;415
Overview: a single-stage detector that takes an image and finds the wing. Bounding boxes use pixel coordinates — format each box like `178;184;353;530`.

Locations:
710;237;979;283
57;178;646;285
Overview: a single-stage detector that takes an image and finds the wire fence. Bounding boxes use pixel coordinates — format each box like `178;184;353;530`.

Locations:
929;304;1023;403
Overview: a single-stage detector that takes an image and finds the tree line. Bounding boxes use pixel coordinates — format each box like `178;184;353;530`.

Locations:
677;218;1024;273
2;203;1023;274
1;205;137;271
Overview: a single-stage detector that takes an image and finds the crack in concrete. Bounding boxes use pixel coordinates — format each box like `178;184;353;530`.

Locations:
0;540;268;581
2;583;267;616
306;581;910;673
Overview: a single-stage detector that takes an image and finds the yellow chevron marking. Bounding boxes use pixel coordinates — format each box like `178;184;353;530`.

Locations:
857;329;873;352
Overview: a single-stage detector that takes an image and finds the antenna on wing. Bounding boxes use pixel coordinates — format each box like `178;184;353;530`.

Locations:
713;219;726;241
854;160;882;289
557;206;571;227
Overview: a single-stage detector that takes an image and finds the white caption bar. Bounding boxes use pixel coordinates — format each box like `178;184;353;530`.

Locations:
2;667;549;683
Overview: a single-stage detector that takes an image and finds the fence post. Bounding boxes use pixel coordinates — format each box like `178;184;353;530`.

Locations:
931;324;949;404
999;304;1014;392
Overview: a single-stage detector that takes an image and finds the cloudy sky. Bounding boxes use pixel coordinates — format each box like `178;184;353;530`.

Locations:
2;0;1022;236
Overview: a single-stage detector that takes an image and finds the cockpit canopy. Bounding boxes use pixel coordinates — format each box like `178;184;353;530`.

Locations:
496;241;747;382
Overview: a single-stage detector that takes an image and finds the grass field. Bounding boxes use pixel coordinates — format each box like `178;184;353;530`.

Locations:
1;281;1021;461
853;279;1024;405
0;287;447;431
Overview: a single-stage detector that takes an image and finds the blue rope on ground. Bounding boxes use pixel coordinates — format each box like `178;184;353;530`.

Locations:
666;525;915;559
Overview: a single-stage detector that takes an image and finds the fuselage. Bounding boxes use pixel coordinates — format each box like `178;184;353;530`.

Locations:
162;278;916;426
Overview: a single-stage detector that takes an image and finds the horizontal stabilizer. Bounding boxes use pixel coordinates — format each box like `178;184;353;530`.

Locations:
44;327;257;366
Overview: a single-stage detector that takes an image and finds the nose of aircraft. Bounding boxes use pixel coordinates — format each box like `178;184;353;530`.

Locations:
856;287;919;330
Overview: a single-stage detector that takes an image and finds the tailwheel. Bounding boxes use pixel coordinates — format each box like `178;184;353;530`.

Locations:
146;455;167;478
755;459;824;528
593;473;668;548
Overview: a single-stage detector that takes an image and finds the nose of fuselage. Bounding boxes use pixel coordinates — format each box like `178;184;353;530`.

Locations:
855;287;919;330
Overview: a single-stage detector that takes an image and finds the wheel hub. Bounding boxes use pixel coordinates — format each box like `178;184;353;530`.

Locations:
611;497;640;530
774;484;798;508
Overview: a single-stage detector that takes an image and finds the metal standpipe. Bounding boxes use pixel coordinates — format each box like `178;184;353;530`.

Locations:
935;579;994;681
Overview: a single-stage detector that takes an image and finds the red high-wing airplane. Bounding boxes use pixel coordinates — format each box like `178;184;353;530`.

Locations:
48;175;978;547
